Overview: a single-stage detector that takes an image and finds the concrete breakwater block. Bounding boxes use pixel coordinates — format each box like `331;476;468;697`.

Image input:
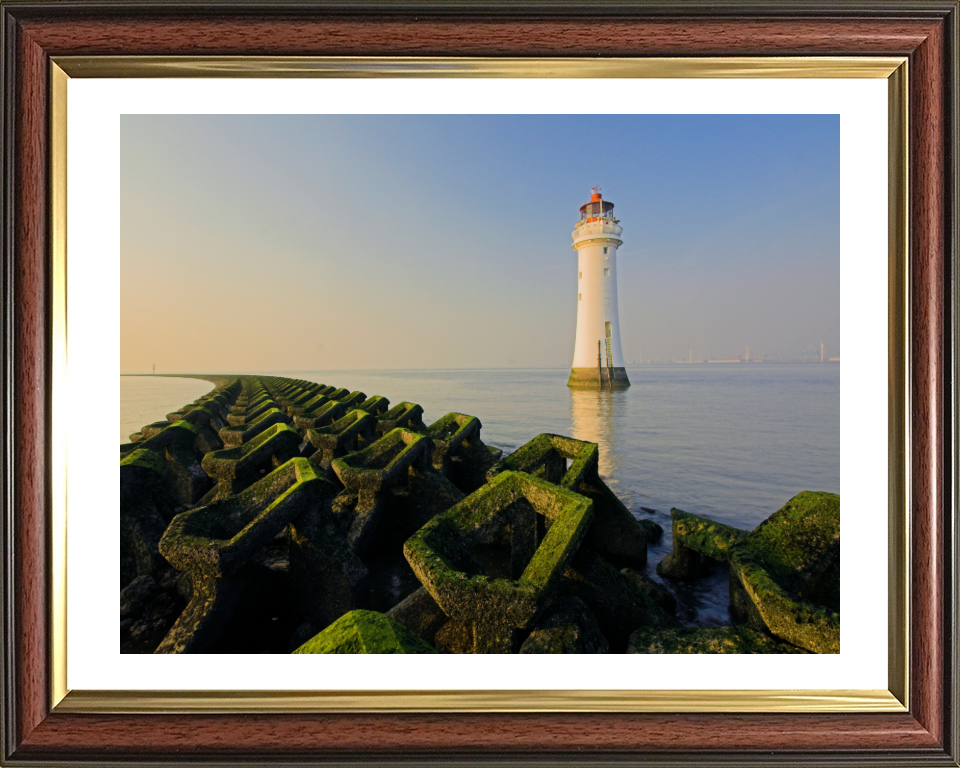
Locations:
519;596;609;654
202;422;302;498
156;457;341;653
627;625;809;654
219;407;290;446
292;610;437;654
488;433;654;569
655;492;840;654
121;373;839;655
403;471;594;653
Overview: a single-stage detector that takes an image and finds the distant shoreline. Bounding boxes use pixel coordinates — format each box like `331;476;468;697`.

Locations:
120;362;840;376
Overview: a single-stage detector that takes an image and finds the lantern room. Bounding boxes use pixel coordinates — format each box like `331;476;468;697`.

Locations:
579;188;615;222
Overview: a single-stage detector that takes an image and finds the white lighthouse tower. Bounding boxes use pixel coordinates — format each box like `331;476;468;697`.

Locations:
567;187;630;388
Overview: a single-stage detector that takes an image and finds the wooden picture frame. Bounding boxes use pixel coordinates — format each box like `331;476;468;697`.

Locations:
2;2;957;764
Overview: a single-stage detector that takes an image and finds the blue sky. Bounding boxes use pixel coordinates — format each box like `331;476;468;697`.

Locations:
121;114;839;371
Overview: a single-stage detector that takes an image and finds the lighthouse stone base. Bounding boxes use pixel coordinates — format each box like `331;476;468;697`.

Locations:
567;367;631;389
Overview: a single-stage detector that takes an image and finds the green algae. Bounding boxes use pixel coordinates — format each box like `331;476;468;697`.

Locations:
730;549;840;654
627;625;809;654
656;492;841;654
671;508;749;562
292;610;438;654
120;448;167;476
403;471;593;648
740;491;840;609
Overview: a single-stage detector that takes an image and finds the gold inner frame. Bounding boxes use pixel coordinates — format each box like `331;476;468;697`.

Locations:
49;56;909;714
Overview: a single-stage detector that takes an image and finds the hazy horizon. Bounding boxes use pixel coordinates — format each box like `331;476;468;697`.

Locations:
121;114;840;373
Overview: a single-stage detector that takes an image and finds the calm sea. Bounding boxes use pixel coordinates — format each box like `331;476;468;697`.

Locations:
120;364;839;626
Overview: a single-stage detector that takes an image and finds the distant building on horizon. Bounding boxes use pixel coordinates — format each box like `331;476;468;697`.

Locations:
567;188;630;389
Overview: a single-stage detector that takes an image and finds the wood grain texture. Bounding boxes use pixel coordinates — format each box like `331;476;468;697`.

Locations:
17;16;940;57
909;15;946;749
14;712;943;756
13;22;49;749
3;6;956;765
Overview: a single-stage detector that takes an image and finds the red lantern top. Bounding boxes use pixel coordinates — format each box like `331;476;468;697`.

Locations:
579;187;614;222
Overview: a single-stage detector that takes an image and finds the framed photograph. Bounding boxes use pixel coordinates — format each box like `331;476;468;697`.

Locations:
2;1;957;765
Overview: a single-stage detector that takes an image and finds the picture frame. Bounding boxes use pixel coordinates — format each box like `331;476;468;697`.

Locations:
2;1;957;765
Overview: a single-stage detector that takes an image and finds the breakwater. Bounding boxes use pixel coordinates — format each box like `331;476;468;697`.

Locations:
120;374;840;654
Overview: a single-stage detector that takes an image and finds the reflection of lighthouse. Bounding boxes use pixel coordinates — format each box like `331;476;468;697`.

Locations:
567;187;630;388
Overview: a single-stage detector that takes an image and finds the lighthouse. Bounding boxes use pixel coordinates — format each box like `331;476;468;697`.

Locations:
567;187;630;388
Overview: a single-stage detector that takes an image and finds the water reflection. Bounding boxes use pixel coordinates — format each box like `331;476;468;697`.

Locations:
568;384;734;626
569;387;629;478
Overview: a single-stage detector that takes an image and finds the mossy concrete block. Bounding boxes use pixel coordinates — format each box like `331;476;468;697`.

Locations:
306;410;376;465
627;625;809;654
139;420;172;441
489;433;649;569
404;471;593;653
155;458;338;653
120;450;179;586
136;419;199;453
388;465;466;545
120;575;159;620
376;402;425;436
179;405;221;432
332;428;429;495
656;507;747;581
336;390;367;408
292;610;438;654
161;458;336;579
563;549;681;652
293;400;347;430
656;545;701;581
741;491;840;611
227;399;278;426
194;425;224;455
121;448;167;476
450;439;502;496
426;412;499;495
653;493;840;653
229;397;276;422
620;568;677;615
219;407;291;446
425;413;480;471
280;388;326;410
672;508;749;562
357;395;390;416
325;388;351;403
638;519;664;544
488;433;591;486
730;549;840;654
519;596;609;654
288;506;369;630
386;586;448;646
331;428;430;556
288;393;330;417
165;446;213;506
433;617;476;654
154;571;245;654
129;420;211;504
201;422;302;497
124;590;187;653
